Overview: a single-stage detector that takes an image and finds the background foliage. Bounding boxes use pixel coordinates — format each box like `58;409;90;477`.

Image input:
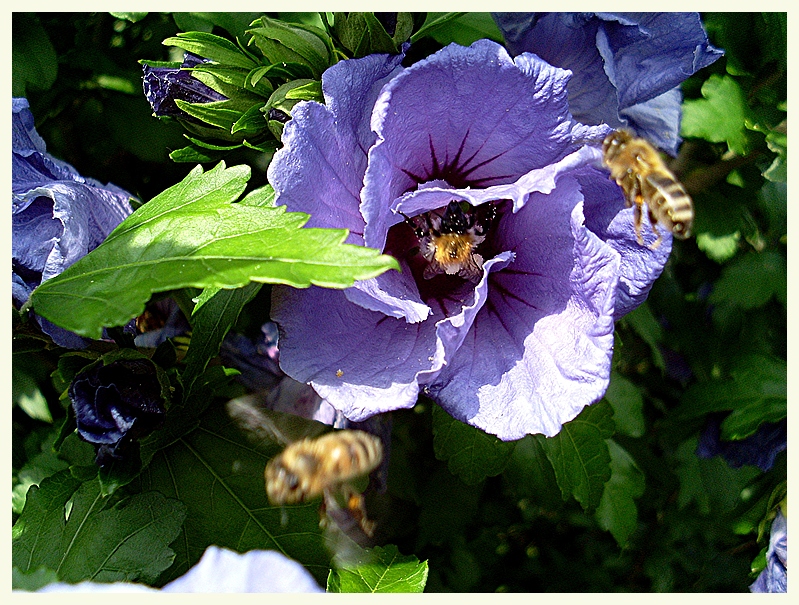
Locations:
12;12;787;592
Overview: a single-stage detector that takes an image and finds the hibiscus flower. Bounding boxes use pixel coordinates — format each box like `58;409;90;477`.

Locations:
268;39;671;440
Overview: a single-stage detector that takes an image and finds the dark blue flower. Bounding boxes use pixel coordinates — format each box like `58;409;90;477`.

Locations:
12;97;134;348
697;415;787;472
750;509;787;593
141;53;227;119
68;357;166;465
491;12;723;154
267;40;671;440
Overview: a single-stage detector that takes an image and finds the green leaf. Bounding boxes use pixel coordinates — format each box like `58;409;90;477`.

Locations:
181;282;262;403
109;12;148;23
12;13;58;96
536;400;615;512
12;566;59;592
169;144;231;163
138;402;331;586
675;353;786;439
27;162;399;339
681;74;753;156
327;544;428;593
12;427;69;515
13;471;186;584
763;128;787;182
162;32;258;69
595;440;645;548
603;371;645;438
621;301;666;371
709;250;786;309
696;231;741;263
431;405;517;485
248;17;333;79
501;436;564;510
410;12;467;43
334;12;413;57
422;12;504;47
13;363;52;423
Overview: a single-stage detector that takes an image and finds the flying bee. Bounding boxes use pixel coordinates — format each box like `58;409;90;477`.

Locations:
226;397;384;544
399;200;496;282
602;129;694;249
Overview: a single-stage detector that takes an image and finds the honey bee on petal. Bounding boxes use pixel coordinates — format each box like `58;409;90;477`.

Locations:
226;397;383;542
400;201;496;282
602;129;694;249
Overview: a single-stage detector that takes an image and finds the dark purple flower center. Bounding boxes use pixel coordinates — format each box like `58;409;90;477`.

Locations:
386;199;506;314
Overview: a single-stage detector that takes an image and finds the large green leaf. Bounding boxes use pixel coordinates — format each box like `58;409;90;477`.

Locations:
326;544;428;593
536;400;615;513
138;401;332;586
595;440;645;548
431;405;517;485
27;162;399;339
12;471;186;585
681;74;753;155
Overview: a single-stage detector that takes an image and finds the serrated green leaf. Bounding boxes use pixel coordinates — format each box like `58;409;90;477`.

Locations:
162;32;258;70
13;428;70;515
595;440;645;548
696;231;741;263
603;371;645;438
431;405;516;485
58;484;186;583
13;472;183;584
181;282;262;402
675;353;786;439
327;544;428;593
139;402;331;586
709;250;786;309
536;400;615;512
27;162;399;339
681;74;752;155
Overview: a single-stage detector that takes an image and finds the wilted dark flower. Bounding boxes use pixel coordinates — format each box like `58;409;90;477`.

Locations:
35;546;323;593
268;40;672;440
491;12;723;154
12;98;134;348
750;509;787;593
68;357;166;465
697;414;787;472
141;53;227;119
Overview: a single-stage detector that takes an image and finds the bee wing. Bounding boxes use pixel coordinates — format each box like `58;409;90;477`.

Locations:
226;395;328;447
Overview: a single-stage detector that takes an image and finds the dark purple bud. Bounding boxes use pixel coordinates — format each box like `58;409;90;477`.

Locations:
697;414;787;472
69;358;166;463
142;53;227;119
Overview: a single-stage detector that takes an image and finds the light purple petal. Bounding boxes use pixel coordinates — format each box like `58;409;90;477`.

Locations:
267;52;405;243
362;40;586;254
492;12;723;151
576;166;672;317
428;179;619;439
271;286;435;420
